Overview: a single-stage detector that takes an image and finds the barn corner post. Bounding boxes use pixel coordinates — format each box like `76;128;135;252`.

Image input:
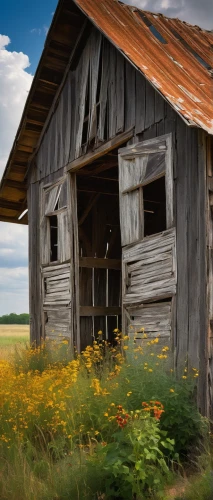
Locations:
27;181;42;347
68;172;81;354
202;131;213;418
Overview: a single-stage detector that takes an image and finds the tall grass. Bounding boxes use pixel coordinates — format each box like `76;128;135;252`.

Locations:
0;334;207;499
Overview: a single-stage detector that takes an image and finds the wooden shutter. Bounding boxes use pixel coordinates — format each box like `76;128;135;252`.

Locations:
119;134;176;338
118;134;173;246
58;211;70;262
45;184;61;215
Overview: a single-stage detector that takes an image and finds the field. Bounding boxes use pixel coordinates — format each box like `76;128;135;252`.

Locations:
0;324;29;359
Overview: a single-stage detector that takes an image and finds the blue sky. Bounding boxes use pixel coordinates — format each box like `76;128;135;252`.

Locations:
0;0;212;316
1;0;57;74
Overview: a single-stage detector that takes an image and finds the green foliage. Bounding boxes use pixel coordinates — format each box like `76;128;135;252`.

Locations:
89;414;175;499
0;313;29;324
0;337;208;499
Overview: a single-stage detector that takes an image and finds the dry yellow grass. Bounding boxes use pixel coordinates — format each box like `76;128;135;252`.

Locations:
0;324;29;360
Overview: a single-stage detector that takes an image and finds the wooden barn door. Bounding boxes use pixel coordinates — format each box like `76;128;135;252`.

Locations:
118;134;177;342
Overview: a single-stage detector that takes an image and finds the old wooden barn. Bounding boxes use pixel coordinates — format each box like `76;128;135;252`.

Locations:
0;0;213;414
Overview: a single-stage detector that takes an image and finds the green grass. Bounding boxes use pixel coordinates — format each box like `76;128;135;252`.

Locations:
0;336;28;346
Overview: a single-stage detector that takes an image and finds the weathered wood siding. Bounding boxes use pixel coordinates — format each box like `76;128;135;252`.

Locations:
27;22;208;412
128;302;172;340
123;229;176;305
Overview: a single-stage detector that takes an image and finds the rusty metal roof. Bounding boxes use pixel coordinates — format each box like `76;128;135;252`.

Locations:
74;0;213;133
0;0;213;224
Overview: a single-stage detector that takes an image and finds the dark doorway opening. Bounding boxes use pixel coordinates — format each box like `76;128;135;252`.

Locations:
76;149;122;349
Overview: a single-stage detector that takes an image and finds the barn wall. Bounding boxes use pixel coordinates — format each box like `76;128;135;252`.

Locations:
28;23;208;412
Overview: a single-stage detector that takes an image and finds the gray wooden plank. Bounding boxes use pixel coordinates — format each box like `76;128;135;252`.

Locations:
135;70;145;134
125;59;136;131
175;117;189;373
116;51;124;134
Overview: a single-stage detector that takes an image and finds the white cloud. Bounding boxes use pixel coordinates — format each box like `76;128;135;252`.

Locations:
124;0;213;29
30;28;42;35
0;267;29;315
43;25;49;35
0;36;32;315
0;34;33;178
30;26;49;36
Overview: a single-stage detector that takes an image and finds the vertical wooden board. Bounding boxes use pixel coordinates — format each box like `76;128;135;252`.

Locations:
60;78;72;168
175;117;189;372
80;267;93;306
119;190;140;246
197;131;208;415
94;268;106;307
97;38;110;142
57;95;64;172
37;141;45;181
125;60;136;131
135;70;145;134
94;316;106;339
75;42;90;158
58;178;68;208
145;80;155;130
68;72;76;163
28;182;42;345
108;44;117;139
88;29;102;141
45;127;51;179
116;51;124;134
187;128;200;370
80;317;93;351
45;184;61;214
51;113;58;173
156;119;165;137
80;267;93;348
108;268;121;340
70;174;80;351
140;124;157;141
155;90;165;124
108;269;121;307
164;102;176;136
94;266;107;339
58;211;70;262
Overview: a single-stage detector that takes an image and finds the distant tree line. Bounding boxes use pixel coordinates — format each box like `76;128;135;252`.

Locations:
0;313;30;325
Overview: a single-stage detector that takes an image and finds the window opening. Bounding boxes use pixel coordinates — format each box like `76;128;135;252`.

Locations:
138;12;167;44
170;28;211;70
143;176;166;237
50;215;58;262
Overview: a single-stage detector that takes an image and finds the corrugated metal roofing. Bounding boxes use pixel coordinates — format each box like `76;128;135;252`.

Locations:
74;0;213;133
0;0;213;224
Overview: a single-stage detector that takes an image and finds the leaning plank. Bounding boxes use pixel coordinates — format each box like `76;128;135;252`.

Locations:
67;128;134;172
45;273;70;281
42;263;70;273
